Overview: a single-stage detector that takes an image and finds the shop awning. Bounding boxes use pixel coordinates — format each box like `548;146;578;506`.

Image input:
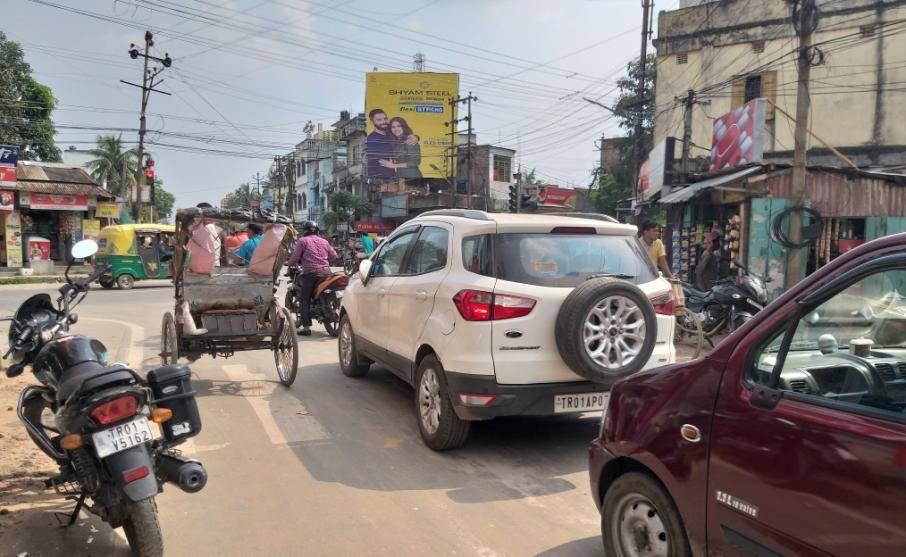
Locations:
659;166;764;205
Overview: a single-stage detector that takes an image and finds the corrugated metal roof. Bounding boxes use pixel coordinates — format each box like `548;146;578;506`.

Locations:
766;169;906;217
13;161;113;198
659;166;765;204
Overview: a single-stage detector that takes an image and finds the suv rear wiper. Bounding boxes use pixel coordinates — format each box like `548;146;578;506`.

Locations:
587;273;635;280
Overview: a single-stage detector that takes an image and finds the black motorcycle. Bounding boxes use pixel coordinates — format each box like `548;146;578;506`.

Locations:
284;266;349;337
3;239;206;557
680;262;769;339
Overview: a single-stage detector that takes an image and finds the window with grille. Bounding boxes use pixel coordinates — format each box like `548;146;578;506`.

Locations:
744;75;762;104
676;52;688;65
492;156;512;183
752;41;765;54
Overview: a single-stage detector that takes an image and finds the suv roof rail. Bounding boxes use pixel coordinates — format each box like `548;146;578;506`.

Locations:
546;212;620;223
418;209;492;221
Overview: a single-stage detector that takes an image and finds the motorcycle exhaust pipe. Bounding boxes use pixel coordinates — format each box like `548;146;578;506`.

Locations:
157;452;207;493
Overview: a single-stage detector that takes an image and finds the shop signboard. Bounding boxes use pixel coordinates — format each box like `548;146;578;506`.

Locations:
365;72;459;179
355;220;394;234
25;192;89;211
0;189;14;211
96;202;119;218
381;193;408;218
5;210;22;267
710;98;767;172
0;165;16;188
640;138;675;200
537;186;577;208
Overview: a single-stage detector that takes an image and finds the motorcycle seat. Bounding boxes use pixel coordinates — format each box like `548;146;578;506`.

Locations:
57;363;137;404
684;285;711;300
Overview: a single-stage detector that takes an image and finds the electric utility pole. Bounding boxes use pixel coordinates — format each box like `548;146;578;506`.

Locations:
631;0;654;215
122;31;172;222
449;93;478;207
785;0;819;288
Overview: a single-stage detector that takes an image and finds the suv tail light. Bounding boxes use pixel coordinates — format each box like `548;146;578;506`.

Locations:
90;395;139;425
649;291;675;315
453;290;536;321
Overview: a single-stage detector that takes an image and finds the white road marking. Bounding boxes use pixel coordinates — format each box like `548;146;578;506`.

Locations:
221;364;328;445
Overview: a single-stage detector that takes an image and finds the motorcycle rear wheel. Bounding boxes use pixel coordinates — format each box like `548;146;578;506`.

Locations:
123;498;163;557
321;295;340;337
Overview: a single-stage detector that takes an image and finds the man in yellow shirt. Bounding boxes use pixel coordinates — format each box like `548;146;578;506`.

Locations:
641;220;675;280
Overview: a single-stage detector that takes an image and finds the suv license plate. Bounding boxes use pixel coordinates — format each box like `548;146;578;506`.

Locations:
92;417;155;459
554;392;609;414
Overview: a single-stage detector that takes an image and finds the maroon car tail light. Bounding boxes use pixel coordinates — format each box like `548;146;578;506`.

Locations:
90;395;139;425
122;466;150;485
458;393;497;406
453;290;536;321
649;291;676;315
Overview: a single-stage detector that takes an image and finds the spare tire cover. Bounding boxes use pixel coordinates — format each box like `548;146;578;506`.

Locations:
555;277;658;385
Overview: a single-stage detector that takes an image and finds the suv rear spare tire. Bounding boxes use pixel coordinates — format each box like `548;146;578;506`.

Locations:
555;277;657;385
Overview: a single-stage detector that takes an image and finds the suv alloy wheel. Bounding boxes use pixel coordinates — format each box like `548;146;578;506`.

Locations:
415;355;469;450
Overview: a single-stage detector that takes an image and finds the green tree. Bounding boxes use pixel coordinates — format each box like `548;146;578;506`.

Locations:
522;167;545;187
322;190;371;229
153;181;175;222
590;54;656;219
224;183;259;209
87;134;137;198
0;32;61;161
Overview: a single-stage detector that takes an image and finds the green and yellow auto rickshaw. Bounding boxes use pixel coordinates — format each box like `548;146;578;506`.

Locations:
96;224;176;289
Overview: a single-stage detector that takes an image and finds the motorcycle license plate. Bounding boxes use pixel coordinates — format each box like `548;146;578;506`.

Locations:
92;417;155;459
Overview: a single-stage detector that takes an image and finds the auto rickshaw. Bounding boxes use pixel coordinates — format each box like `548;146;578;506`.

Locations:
95;223;176;289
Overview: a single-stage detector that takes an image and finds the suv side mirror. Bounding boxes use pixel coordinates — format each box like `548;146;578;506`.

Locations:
358;259;373;284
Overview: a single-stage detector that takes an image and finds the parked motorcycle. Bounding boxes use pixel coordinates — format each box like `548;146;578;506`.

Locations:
3;239;206;557
284;266;349;337
679;262;769;339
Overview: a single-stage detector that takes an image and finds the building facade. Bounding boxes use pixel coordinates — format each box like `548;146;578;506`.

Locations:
654;0;906;171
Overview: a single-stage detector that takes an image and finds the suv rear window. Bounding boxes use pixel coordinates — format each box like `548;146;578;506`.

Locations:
494;233;657;287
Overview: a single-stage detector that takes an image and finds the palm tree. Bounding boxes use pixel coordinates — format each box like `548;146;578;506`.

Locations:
87;134;137;198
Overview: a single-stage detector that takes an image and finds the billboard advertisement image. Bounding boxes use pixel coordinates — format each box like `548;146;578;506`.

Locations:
365;72;459;180
710;98;767;172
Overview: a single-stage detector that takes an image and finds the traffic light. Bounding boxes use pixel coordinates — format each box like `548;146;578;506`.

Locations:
508;184;518;213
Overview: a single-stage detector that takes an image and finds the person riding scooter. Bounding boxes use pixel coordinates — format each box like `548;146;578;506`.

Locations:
287;221;338;336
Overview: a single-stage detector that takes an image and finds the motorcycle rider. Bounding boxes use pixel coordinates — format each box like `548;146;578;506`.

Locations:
288;221;338;336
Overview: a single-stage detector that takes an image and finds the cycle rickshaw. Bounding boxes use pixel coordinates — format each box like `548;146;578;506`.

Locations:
159;207;299;386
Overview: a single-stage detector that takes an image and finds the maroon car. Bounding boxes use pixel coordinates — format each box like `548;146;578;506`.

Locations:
589;232;906;557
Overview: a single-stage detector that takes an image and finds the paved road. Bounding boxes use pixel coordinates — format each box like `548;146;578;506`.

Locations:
0;282;605;557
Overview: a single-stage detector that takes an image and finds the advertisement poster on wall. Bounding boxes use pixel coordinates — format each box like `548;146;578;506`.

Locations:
0;145;18;188
82;219;101;241
365;72;459;180
0;189;14;211
537;186;577;209
5;210;22;267
710;98;767;172
639;138;675;201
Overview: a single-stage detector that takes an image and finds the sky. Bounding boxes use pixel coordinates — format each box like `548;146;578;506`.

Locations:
6;0;678;209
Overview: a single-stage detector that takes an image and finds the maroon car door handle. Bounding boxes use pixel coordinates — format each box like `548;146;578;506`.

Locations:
680;424;701;443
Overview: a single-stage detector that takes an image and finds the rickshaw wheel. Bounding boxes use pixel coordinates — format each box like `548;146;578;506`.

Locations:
117;274;135;289
674;306;704;360
274;307;298;387
161;312;179;364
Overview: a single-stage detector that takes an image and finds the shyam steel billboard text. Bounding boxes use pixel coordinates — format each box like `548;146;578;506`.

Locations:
365;72;459;180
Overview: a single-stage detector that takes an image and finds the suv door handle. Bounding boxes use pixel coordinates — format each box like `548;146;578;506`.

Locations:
415;290;428;301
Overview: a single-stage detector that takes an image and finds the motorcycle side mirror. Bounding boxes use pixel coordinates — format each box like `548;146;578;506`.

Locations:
71;239;99;259
358;259;373;284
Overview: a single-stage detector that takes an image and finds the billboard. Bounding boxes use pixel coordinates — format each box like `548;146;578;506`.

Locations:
96;202;119;218
710;98;767;172
537;187;576;208
23;192;89;211
639;137;675;200
365;72;459;180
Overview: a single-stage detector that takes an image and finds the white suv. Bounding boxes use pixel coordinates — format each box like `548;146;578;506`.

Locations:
338;210;675;450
